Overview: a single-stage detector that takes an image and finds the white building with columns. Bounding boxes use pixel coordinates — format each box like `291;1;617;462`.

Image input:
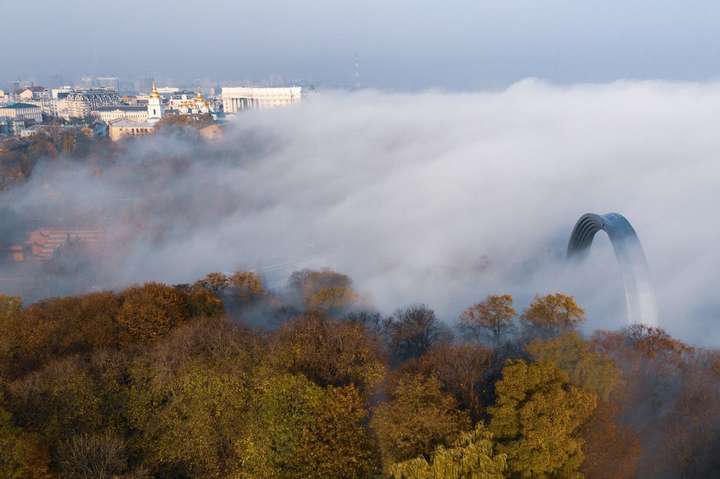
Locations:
221;86;302;113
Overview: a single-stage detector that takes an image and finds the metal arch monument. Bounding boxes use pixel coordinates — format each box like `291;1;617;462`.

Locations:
567;213;658;326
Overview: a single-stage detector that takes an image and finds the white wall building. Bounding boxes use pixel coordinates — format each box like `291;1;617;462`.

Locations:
56;90;121;119
108;119;155;142
0;103;43;123
221;86;302;113
92;106;149;123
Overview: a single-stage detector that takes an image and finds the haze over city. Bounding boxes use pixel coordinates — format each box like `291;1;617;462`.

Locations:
5;0;720;89
2;2;720;479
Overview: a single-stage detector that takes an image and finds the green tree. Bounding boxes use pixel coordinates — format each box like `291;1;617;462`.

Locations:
389;423;507;479
460;295;516;347
371;374;470;468
489;360;596;479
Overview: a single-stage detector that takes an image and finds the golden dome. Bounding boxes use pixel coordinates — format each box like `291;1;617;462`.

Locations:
150;81;160;99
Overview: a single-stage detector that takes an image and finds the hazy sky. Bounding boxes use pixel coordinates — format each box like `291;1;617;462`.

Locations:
4;0;720;89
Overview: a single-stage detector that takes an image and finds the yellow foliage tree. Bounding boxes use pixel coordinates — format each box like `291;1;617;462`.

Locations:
389;422;506;479
489;360;596;478
527;332;621;401
117;283;191;344
521;294;585;338
371;374;470;468
460;294;516;346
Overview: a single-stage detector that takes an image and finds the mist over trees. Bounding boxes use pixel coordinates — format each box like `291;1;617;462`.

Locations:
1;270;718;478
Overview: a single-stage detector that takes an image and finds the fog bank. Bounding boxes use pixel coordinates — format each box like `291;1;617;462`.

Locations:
4;80;720;344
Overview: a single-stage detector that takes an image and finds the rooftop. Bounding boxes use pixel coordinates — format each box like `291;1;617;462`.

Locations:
0;103;40;109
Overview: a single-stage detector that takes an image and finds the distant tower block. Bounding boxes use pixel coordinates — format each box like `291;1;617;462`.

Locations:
147;81;163;123
567;213;658;327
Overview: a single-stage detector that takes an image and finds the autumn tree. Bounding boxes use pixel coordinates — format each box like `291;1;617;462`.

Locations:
389;422;507;479
526;331;621;401
128;365;249;478
296;385;381;478
650;360;720;478
0;406;51;479
386;305;450;363
228;271;265;304
520;293;585;339
489;360;596;478
371;374;470;468
459;294;516;347
400;343;493;420
269;313;386;395
0;294;21;322
579;400;640;479
193;272;229;296
56;431;129;479
116;283;192;345
288;269;358;313
5;357;104;451
238;373;378;478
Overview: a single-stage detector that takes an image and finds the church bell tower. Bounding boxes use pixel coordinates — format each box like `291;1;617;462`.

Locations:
147;81;163;124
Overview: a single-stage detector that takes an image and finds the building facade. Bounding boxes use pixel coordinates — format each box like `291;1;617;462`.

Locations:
108;120;155;141
166;90;211;115
0;103;43;123
147;82;163;124
56;90;121;119
92;106;148;123
221;86;302;113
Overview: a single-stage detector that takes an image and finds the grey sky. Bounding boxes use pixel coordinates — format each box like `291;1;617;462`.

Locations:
3;0;720;88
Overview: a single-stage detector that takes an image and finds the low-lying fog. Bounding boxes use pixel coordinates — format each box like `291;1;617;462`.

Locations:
4;80;720;345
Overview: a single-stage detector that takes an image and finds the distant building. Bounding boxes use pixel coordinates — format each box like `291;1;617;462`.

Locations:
0;103;42;123
166;90;211;115
92;105;148;123
157;86;180;95
56;89;121;119
147;82;163;124
106;82;163;141
16;86;49;101
94;77;120;91
221;86;302;113
0;90;6;104
9;228;105;262
15;87;54;115
108;119;155;141
50;86;73;99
